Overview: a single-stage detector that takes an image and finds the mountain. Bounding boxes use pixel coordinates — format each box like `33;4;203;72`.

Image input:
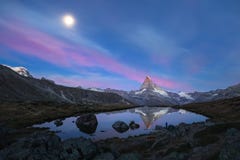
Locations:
105;76;240;106
140;76;157;90
188;84;240;103
0;65;130;105
2;64;239;106
4;65;33;77
106;76;178;106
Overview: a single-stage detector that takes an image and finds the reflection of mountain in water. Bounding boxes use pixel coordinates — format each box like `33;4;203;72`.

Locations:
130;107;177;128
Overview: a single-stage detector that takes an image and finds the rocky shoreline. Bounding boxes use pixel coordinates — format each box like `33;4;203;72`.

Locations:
1;96;240;159
1;120;240;160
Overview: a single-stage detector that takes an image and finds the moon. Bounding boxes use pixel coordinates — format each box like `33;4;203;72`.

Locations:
62;14;75;28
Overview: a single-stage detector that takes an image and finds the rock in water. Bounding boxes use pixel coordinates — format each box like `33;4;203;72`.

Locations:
76;114;98;134
112;121;129;133
129;121;140;130
54;119;63;127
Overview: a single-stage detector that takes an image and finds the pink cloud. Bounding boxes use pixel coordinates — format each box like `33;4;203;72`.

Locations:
0;20;189;90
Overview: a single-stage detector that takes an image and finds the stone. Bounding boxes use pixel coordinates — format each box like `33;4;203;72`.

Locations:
76;114;98;134
155;125;164;130
0;131;99;160
54;119;63;127
219;128;240;160
117;153;141;160
62;138;98;160
129;121;140;130
162;152;188;160
112;121;129;133
0;132;62;160
93;152;115;160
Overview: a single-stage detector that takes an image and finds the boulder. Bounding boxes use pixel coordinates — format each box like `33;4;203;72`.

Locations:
93;152;115;160
54;119;63;127
129;121;140;130
0;132;62;160
76;114;98;134
0;131;99;160
117;153;141;160
62;138;98;160
162;152;188;160
219;128;240;160
112;121;129;133
155;125;164;130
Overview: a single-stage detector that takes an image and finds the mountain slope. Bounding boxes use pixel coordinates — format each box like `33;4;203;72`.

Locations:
0;65;130;105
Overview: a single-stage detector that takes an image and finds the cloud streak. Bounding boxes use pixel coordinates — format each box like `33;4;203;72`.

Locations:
128;26;187;66
0;18;189;90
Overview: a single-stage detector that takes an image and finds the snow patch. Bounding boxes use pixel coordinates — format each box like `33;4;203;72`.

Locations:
135;89;146;95
134;108;147;116
179;109;187;114
178;92;194;100
153;108;169;117
4;65;32;77
153;88;169;97
88;88;104;92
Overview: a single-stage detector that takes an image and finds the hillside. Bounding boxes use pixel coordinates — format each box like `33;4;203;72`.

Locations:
0;65;130;105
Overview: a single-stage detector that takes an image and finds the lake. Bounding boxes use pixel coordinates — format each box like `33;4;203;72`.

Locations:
33;106;208;141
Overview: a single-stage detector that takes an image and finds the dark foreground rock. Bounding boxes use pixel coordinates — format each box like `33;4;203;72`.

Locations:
76;114;98;134
117;153;141;160
0;131;142;160
1;122;240;160
112;121;129;133
93;152;115;160
63;138;98;159
219;128;240;160
0;131;99;160
0;124;15;149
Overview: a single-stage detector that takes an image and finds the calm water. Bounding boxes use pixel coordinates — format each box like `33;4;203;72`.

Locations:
33;107;208;141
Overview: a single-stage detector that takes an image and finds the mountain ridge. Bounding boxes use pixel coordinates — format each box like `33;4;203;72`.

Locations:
1;64;240;106
105;76;240;106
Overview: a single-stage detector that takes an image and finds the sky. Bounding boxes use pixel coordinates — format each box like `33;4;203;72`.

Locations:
0;0;240;92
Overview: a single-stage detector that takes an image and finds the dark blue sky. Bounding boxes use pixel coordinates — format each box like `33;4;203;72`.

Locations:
1;0;240;91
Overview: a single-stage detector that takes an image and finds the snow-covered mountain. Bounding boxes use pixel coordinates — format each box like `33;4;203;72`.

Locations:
4;65;33;77
105;76;178;106
105;76;240;106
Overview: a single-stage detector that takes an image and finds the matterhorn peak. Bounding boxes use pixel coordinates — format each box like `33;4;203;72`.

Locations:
146;76;151;80
140;76;157;90
138;76;169;97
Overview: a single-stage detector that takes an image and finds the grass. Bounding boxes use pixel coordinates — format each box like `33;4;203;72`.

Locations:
0;102;135;128
180;96;240;122
193;122;240;146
